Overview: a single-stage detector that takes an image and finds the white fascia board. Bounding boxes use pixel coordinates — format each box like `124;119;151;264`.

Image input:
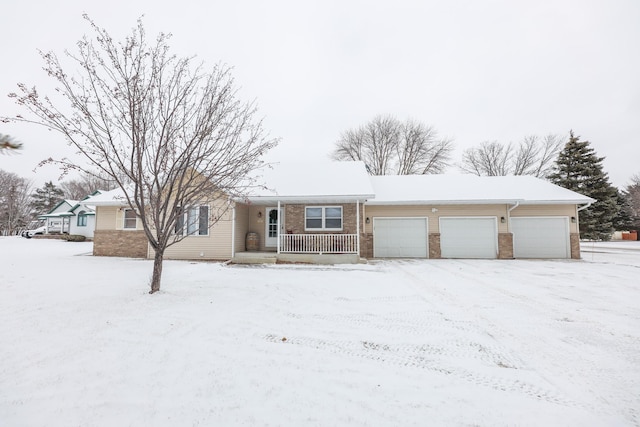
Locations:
517;198;596;205
89;199;129;206
365;199;524;206
244;194;375;204
366;198;595;206
40;212;72;218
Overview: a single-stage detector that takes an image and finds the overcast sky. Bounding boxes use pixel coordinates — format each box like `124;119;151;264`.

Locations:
1;0;639;188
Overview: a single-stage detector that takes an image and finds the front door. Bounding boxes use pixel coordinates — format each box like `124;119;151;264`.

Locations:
265;207;284;247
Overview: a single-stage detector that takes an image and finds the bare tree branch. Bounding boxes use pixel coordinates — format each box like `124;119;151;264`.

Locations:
3;15;277;293
460;134;564;177
331;115;453;175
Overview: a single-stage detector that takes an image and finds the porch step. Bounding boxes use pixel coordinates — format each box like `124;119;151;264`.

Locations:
231;252;277;264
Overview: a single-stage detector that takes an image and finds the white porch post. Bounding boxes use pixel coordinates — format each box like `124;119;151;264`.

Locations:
276;200;281;254
356;200;360;255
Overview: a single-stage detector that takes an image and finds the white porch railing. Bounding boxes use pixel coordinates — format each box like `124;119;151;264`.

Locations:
280;234;358;254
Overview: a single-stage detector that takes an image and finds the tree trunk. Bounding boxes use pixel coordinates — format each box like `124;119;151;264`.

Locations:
149;249;164;294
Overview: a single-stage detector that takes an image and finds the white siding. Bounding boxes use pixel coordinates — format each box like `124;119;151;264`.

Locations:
163;203;234;260
234;203;250;254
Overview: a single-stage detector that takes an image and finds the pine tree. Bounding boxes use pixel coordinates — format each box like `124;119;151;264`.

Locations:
0;134;22;153
623;174;640;235
30;181;65;214
549;131;618;241
613;189;635;231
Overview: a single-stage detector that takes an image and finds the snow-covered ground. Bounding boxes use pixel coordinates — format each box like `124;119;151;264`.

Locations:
1;237;638;426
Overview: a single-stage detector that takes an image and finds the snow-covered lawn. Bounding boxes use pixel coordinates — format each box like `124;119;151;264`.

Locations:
1;237;638;426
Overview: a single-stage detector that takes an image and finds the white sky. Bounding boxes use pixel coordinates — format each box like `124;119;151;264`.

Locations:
1;0;639;188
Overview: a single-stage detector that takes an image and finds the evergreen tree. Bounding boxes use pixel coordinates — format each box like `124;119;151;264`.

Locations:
0;134;22;153
626;174;640;233
613;188;635;231
30;181;65;214
549;131;618;241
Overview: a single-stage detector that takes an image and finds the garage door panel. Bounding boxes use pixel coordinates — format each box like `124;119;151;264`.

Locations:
374;218;427;258
440;217;497;259
512;217;569;258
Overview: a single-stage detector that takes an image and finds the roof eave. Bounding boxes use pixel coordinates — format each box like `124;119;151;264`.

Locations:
365;198;595;206
90;200;129;206
241;194;375;204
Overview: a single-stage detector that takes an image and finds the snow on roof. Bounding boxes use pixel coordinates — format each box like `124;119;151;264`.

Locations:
367;174;595;205
83;187;129;206
77;169;593;207
246;161;375;203
43;200;78;215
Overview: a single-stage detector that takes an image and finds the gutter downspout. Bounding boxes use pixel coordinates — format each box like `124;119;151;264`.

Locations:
577;202;592;212
507;201;520;231
575;202;593;232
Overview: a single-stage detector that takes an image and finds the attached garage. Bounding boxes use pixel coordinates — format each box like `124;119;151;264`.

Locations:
512;217;570;258
440;217;498;259
373;218;428;258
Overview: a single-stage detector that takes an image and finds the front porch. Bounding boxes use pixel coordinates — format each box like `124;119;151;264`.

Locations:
232;233;363;264
237;200;366;264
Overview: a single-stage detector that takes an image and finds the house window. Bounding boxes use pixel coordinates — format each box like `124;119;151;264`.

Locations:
305;206;343;231
175;205;209;236
77;211;87;227
123;209;137;229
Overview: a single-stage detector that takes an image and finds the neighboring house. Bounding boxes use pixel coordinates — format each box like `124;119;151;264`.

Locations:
39;200;78;235
89;162;595;262
38;191;102;238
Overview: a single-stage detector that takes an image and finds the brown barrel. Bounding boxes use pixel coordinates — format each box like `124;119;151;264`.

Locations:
246;232;259;251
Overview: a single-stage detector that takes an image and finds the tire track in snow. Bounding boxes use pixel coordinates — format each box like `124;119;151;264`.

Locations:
282;311;523;368
263;334;583;409
390;260;638;424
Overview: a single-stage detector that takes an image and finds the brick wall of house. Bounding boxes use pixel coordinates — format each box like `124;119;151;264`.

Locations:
498;233;514;259
570;233;581;259
360;232;373;258
93;230;148;258
284;203;358;234
429;233;441;258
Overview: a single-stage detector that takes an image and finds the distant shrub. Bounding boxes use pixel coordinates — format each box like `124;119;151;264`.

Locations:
64;234;86;242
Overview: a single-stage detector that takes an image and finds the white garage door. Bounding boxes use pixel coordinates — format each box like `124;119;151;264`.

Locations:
440;217;498;259
374;218;428;258
512;217;570;258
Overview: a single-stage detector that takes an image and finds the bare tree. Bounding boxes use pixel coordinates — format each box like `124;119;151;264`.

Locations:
460;134;564;177
331;115;453;175
461;141;512;176
61;171;117;200
0;170;33;235
4;16;277;293
396;119;453;174
0;134;22;153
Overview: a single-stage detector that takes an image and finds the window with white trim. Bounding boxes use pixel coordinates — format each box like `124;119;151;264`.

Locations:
123;209;137;229
305;206;343;231
77;211;87;227
175;205;209;236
